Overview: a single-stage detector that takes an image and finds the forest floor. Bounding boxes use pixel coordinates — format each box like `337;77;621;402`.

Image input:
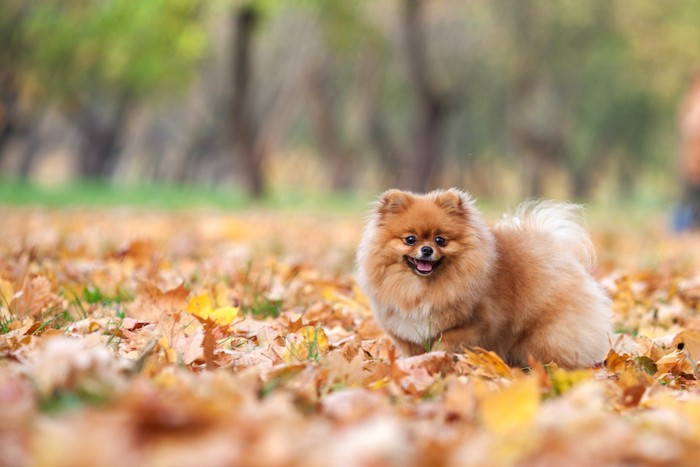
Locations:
2;204;700;466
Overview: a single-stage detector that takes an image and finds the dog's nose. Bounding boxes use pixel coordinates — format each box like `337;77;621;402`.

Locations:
421;245;433;257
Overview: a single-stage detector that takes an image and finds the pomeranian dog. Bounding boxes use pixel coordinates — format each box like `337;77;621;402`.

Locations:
356;188;612;368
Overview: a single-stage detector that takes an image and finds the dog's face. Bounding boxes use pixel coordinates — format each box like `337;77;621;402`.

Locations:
357;187;496;324
371;189;474;279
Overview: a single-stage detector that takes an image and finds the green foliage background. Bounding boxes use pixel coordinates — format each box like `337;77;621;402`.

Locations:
2;0;700;199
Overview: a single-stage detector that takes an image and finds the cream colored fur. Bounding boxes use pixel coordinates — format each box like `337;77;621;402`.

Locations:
357;189;612;368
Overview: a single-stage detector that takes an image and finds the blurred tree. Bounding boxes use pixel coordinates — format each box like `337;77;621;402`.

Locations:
304;58;355;190
0;1;38;173
493;0;662;198
300;0;379;192
21;0;208;178
226;0;309;198
427;3;508;195
614;0;700;202
229;2;264;197
309;1;408;191
400;0;447;192
553;2;656;199
496;0;567;197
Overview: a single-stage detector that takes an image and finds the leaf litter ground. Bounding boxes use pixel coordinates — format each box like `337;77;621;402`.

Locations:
3;207;700;466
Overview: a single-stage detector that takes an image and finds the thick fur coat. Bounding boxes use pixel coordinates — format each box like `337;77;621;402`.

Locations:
356;188;612;368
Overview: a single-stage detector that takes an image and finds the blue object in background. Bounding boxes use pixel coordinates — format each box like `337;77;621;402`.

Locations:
672;199;700;231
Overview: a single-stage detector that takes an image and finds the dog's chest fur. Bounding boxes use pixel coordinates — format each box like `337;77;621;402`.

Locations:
378;303;437;344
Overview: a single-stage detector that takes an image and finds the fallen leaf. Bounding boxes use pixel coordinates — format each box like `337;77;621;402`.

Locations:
456;348;513;379
10;275;58;318
478;376;540;436
672;330;700;365
283;325;330;362
186;292;239;327
547;366;595;396
654;349;695;377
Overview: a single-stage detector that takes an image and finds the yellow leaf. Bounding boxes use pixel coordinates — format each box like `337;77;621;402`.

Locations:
158;336;178;364
367;377;390;390
152;369;178;388
549;367;595;395
186;293;238;327
208;306;239;326
283;325;330;362
460;348;513;379
479;377;540;436
320;284;337;301
300;325;329;352
213;281;229;308
0;279;14;305
187;293;212;320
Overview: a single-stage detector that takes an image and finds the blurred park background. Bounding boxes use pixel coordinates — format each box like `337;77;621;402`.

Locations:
2;0;700;208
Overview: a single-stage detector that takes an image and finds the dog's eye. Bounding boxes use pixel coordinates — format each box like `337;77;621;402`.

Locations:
405;235;417;245
435;236;446;246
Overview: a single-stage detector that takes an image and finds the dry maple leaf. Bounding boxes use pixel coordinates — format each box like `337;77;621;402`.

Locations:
282;325;330;363
184;292;241;369
186;292;239;327
10;275;59;319
477;376;540;436
455;347;513;379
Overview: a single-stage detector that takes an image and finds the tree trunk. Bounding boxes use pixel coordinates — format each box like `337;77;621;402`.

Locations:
0;71;37;175
229;6;264;198
569;142;611;200
304;63;354;191
0;74;19;160
76;95;131;179
502;0;566;198
400;0;445;193
354;49;402;188
17;133;40;179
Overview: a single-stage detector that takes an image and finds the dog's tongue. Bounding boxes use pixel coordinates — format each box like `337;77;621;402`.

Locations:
416;260;433;272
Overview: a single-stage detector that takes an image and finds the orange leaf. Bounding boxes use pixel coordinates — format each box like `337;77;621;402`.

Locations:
479;377;540;435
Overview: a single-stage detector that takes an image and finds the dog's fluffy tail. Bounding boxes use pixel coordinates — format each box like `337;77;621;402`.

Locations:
495;200;596;271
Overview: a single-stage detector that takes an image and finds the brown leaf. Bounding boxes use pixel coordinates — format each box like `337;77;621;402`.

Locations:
108;239;155;263
395;351;452;376
672;330;700;365
129;281;189;324
356;316;384;339
398;367;436;395
655;350;695;377
10;275;58;318
455;348;513;379
325;350;365;387
605;349;632;373
287;315;304;333
202;327;218;370
180;328;204;366
322;388;388;424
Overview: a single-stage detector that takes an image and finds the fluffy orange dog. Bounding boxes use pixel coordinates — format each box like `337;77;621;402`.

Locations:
356;188;612;368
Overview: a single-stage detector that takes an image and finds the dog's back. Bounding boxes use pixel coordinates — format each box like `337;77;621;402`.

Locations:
495;200;596;271
489;200;611;367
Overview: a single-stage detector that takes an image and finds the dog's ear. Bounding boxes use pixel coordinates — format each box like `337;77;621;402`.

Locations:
377;189;413;216
435;189;470;216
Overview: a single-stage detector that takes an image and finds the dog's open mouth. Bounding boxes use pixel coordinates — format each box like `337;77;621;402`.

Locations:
405;256;442;276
